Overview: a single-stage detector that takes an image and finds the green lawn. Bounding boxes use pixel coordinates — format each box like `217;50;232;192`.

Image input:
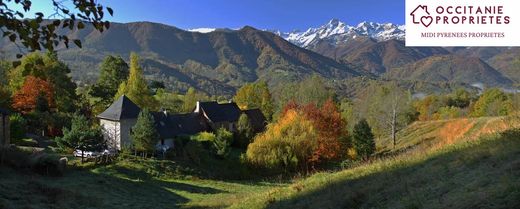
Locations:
0;156;284;209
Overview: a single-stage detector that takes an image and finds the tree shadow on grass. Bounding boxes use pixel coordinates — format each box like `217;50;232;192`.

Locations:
264;132;520;209
0;163;228;209
110;166;225;195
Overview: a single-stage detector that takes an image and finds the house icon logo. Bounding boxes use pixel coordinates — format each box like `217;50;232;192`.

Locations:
410;5;433;28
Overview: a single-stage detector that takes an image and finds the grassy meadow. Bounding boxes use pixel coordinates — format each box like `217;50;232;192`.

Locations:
231;127;520;209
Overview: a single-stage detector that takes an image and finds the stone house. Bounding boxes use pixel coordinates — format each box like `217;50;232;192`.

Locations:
98;96;266;151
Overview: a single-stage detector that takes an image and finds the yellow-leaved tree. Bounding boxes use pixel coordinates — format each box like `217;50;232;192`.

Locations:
115;53;158;110
246;109;317;172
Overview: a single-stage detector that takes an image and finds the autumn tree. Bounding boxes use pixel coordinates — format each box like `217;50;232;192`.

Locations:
286;99;346;166
352;119;375;160
12;76;54;114
246;109;318;172
115;53;158;110
8;52;77;113
414;95;442;121
234;81;274;120
131;109;158;157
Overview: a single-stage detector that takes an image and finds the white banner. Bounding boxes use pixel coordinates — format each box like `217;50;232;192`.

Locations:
406;0;520;46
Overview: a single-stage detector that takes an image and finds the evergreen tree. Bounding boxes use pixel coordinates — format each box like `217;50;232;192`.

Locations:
352;119;375;160
236;113;254;148
57;114;105;162
115;53;158;110
131;109;159;157
213;128;233;159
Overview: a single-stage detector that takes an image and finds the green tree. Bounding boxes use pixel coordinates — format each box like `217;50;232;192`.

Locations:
0;0;112;55
131;109;159;157
352;119;375;160
89;55;129;106
213;128;233;159
155;89;184;113
56;114;105;162
9;113;27;142
470;88;513;117
363;82;414;148
8;52;77;113
115;53;158;110
236;113;254;148
182;87;208;112
275;75;335;117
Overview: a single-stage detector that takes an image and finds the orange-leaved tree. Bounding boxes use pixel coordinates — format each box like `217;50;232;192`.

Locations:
12;76;55;114
295;99;346;166
307;99;345;165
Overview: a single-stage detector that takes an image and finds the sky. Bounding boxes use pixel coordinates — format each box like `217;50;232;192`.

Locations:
26;0;405;31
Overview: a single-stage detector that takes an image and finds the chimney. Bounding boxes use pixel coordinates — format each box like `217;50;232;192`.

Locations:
162;109;168;117
194;101;200;113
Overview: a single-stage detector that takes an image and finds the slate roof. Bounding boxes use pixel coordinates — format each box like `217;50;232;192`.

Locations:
243;109;267;133
198;101;242;123
153;112;209;139
97;95;141;121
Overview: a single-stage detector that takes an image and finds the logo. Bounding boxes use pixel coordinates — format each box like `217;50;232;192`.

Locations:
406;0;520;46
410;5;432;27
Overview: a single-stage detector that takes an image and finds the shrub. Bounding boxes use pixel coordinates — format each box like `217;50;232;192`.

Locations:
0;146;63;176
9;113;27;142
183;141;209;165
192;132;216;142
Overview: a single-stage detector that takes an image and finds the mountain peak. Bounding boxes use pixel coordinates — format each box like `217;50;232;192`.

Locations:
279;19;405;48
327;18;341;26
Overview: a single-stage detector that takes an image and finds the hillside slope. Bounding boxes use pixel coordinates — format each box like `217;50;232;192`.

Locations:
384;55;514;87
0;22;362;95
340;39;449;75
232;116;520;209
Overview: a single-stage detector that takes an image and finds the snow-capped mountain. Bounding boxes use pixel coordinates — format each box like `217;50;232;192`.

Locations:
188;28;217;33
187;28;236;33
187;19;404;48
276;19;405;48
